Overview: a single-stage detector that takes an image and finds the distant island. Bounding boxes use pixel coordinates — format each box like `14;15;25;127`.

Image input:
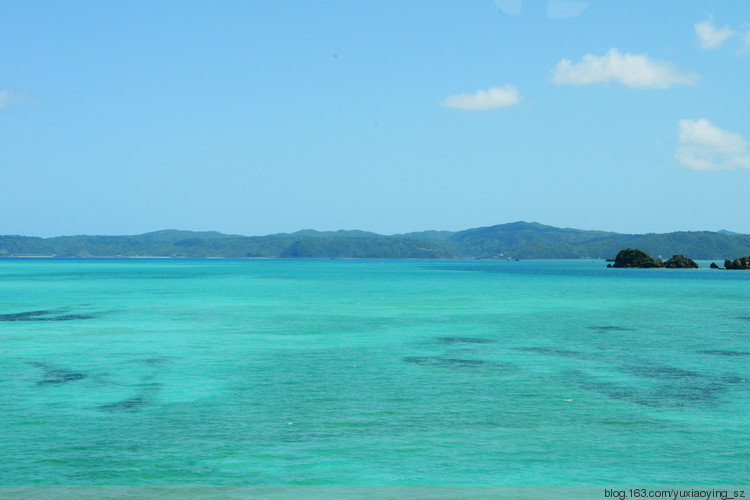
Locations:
3;222;750;260
724;257;750;270
609;249;698;269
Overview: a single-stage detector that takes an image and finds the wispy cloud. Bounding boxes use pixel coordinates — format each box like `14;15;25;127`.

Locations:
547;1;589;20
0;90;35;110
551;48;698;89
695;18;735;50
495;0;589;19
0;90;14;109
494;0;522;16
742;30;750;53
675;119;750;171
442;85;522;111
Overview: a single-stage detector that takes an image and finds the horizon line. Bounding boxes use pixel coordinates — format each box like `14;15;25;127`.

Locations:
1;221;746;239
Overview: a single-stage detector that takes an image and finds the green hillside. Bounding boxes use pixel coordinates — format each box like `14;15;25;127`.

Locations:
2;222;750;260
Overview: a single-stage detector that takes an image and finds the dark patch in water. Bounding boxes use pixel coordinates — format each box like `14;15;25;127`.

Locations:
98;383;161;413
734;316;750;321
99;396;148;413
1;310;56;321
125;356;175;381
699;350;750;357
718;375;746;384
143;357;169;366
441;358;485;367
436;337;496;345
45;314;95;321
514;347;593;359
592;383;660;407
566;369;721;408
0;309;95;322
657;384;724;407
622;361;702;380
588;326;635;332
130;356;173;366
567;367;743;409
29;362;87;386
404;356;486;368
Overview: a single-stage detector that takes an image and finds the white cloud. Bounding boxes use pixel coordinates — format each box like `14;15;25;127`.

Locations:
742;30;750;52
551;48;698;89
0;90;35;110
495;0;588;19
442;85;522;111
694;18;735;50
494;0;522;16
547;1;589;20
675;119;750;171
0;90;13;109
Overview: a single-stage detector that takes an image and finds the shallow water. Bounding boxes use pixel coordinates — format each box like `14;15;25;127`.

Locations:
1;259;748;484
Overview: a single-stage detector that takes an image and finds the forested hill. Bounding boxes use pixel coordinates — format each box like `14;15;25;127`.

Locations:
2;222;750;260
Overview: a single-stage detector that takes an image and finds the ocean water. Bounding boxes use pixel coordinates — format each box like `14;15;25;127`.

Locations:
0;259;748;485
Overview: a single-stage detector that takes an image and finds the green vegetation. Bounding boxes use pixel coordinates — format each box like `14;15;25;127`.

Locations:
610;250;699;269
612;249;664;268
280;237;455;259
2;222;750;260
724;256;750;270
663;254;699;269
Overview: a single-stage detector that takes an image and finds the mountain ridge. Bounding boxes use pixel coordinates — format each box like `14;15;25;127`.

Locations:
2;222;749;260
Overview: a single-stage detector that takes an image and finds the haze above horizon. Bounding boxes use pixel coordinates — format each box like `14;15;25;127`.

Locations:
5;220;747;240
2;1;749;238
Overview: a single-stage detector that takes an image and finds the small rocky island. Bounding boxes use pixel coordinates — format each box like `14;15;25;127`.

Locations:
609;249;698;269
725;257;750;269
663;254;700;268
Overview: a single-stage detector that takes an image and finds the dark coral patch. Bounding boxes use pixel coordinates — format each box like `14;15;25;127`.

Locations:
435;337;496;344
1;309;95;322
566;369;727;408
698;350;750;357
404;356;485;367
513;347;594;359
29;362;87;386
99;396;148;413
621;361;702;380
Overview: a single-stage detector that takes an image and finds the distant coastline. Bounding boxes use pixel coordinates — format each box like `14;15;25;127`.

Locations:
2;222;750;260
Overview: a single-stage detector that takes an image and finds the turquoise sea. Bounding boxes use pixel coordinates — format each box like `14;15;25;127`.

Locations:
1;259;748;485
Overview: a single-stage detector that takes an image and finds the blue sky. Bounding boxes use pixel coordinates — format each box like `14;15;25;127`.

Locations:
1;1;749;237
